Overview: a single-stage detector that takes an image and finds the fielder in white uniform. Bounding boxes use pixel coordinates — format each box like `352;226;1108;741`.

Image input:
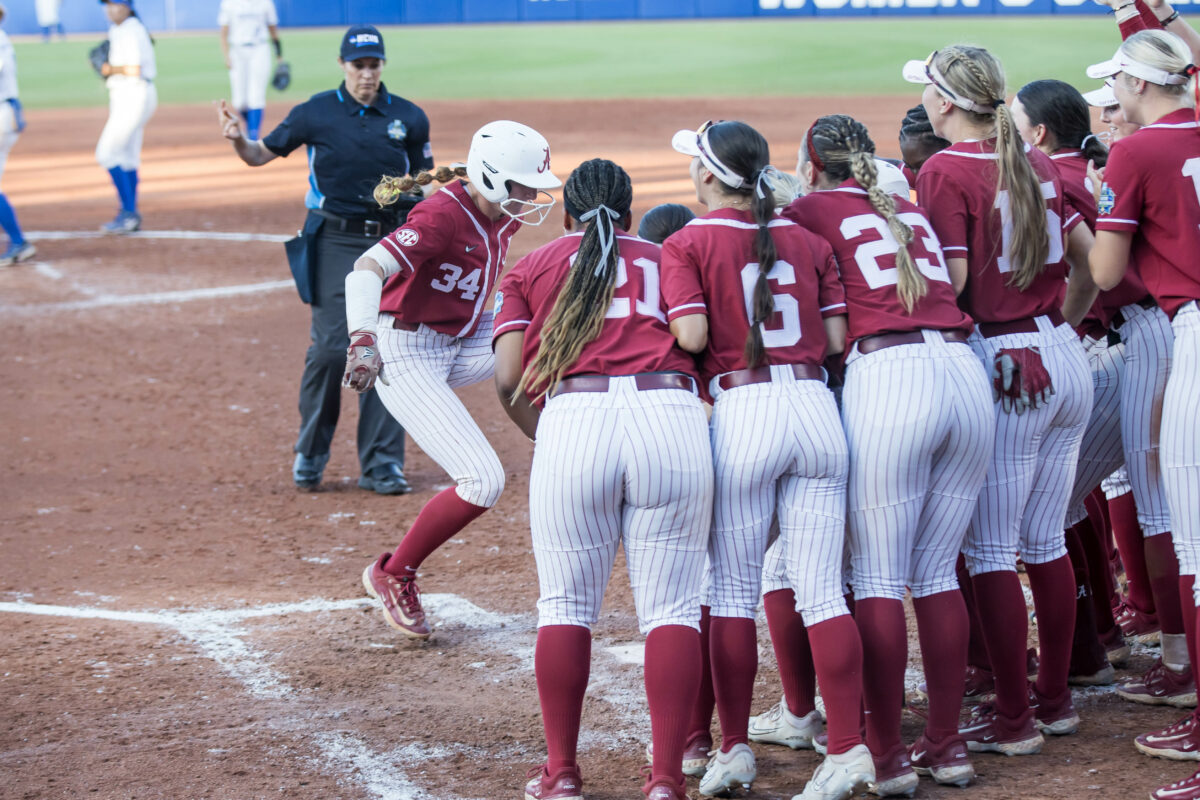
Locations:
218;0;280;141
0;5;33;266
96;0;156;235
36;0;64;41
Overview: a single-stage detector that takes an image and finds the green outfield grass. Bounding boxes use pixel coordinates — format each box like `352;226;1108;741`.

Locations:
16;17;1122;109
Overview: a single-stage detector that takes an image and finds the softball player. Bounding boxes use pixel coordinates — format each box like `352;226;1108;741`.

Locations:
661;119;874;800
35;0;63;41
492;157;711;800
344;120;561;640
96;0;156;234
904;45;1095;754
0;4;32;266
787;114;993;794
1088;31;1200;798
218;0;280;141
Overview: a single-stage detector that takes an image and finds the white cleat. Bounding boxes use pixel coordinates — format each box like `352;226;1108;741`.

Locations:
792;744;875;800
816;694;826;721
748;699;823;749
699;742;756;797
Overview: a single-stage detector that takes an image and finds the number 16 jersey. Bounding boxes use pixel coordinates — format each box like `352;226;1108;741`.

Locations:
367;179;520;338
659;208;846;385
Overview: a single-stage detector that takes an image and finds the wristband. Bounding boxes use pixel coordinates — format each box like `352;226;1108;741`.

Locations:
1114;3;1139;21
1162;10;1181;25
345;269;383;335
272;38;282;58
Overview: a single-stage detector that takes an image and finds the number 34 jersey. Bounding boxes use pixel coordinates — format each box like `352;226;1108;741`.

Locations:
660;208;846;385
783;183;973;349
369;180;520;338
492;233;698;402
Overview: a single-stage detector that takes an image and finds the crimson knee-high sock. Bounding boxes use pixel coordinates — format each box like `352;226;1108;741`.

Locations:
970;570;1029;720
1077;515;1119;636
1065;525;1108;675
854;598;906;756
384;488;488;577
913;591;969;741
1146;534;1185;634
536;625;592;774
1183;576;1199;670
687;606;715;743
958;555;991;671
1025;555;1078;703
808;614;865;755
1110;491;1155;613
763;589;816;716
646;625;702;785
710;617;757;751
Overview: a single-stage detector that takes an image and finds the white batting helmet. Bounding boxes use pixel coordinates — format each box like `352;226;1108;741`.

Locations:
466;120;561;225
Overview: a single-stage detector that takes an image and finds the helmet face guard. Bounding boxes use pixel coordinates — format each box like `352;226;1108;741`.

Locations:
467;120;562;225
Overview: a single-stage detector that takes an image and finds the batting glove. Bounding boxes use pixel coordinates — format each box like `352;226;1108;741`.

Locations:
992;346;1054;415
343;331;389;393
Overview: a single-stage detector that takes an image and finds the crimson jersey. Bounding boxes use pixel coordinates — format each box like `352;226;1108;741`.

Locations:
372;180;519;338
783;183;973;346
917;139;1077;324
659;208;846;385
1050;148;1149;327
492;233;698;403
1096;110;1200;320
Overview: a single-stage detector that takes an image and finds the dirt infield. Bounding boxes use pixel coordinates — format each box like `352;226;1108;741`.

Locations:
0;97;1187;800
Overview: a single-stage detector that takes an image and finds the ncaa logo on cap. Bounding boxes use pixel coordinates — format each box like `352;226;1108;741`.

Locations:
350;33;379;46
340;24;386;61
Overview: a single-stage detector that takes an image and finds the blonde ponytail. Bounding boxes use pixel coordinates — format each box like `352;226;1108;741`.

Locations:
373;165;468;208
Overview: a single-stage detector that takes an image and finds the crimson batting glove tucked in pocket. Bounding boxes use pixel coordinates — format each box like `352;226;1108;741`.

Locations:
992;346;1054;415
343;331;389;393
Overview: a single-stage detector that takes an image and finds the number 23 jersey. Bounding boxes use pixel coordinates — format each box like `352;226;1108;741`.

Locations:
368;180;520;338
659;208;847;384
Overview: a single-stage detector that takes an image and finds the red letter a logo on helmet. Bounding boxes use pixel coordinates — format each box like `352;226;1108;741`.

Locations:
538;147;551;174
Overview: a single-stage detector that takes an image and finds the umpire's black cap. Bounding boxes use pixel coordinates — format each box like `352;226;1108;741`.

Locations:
340;25;386;61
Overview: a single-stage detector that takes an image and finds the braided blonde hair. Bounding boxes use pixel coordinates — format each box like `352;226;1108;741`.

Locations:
808;115;927;313
373;165;468;208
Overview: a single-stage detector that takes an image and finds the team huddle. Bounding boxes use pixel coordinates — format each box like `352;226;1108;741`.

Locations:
327;6;1200;800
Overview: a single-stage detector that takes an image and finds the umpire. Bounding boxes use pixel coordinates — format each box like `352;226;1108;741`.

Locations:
218;24;429;494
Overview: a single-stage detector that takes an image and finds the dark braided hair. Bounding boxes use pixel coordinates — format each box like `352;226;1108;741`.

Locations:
638;203;694;244
809;114;927;313
1016;80;1109;168
514;158;633;402
898;105;949;175
704;121;775;368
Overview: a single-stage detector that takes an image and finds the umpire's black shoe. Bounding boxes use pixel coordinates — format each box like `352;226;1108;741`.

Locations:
359;463;412;495
293;452;329;490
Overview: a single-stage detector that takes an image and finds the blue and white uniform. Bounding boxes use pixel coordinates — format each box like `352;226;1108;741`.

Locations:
95;5;156;232
0;24;32;263
218;0;278;140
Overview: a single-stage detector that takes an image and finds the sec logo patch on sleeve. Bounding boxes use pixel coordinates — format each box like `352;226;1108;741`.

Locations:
396;228;419;247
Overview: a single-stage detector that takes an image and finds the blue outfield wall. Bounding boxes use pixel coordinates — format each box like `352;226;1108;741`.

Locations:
23;0;1155;36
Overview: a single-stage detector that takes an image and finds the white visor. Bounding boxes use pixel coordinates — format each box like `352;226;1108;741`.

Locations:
901;52;999;115
672;125;747;190
1086;48;1190;86
875;159;911;200
1082;79;1118;108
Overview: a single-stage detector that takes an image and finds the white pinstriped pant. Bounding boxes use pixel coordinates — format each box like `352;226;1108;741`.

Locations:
963;319;1093;574
709;369;850;627
1118;304;1175;538
373;312;505;508
1103;466;1132;499
1065;334;1126;527
844;334;995;600
529;380;712;634
1162;302;1200;580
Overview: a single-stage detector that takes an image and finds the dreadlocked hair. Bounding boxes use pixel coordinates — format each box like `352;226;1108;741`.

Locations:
1016;80;1109;168
373;165;468;208
809;114;927;313
705;121;775;368
513;158;633;403
935;45;1049;290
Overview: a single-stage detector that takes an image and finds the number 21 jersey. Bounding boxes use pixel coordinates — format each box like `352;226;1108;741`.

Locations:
370;180;520;338
659;208;846;384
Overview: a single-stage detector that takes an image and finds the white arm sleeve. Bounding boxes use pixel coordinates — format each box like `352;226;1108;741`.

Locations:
364;241;405;278
345;269;384;335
